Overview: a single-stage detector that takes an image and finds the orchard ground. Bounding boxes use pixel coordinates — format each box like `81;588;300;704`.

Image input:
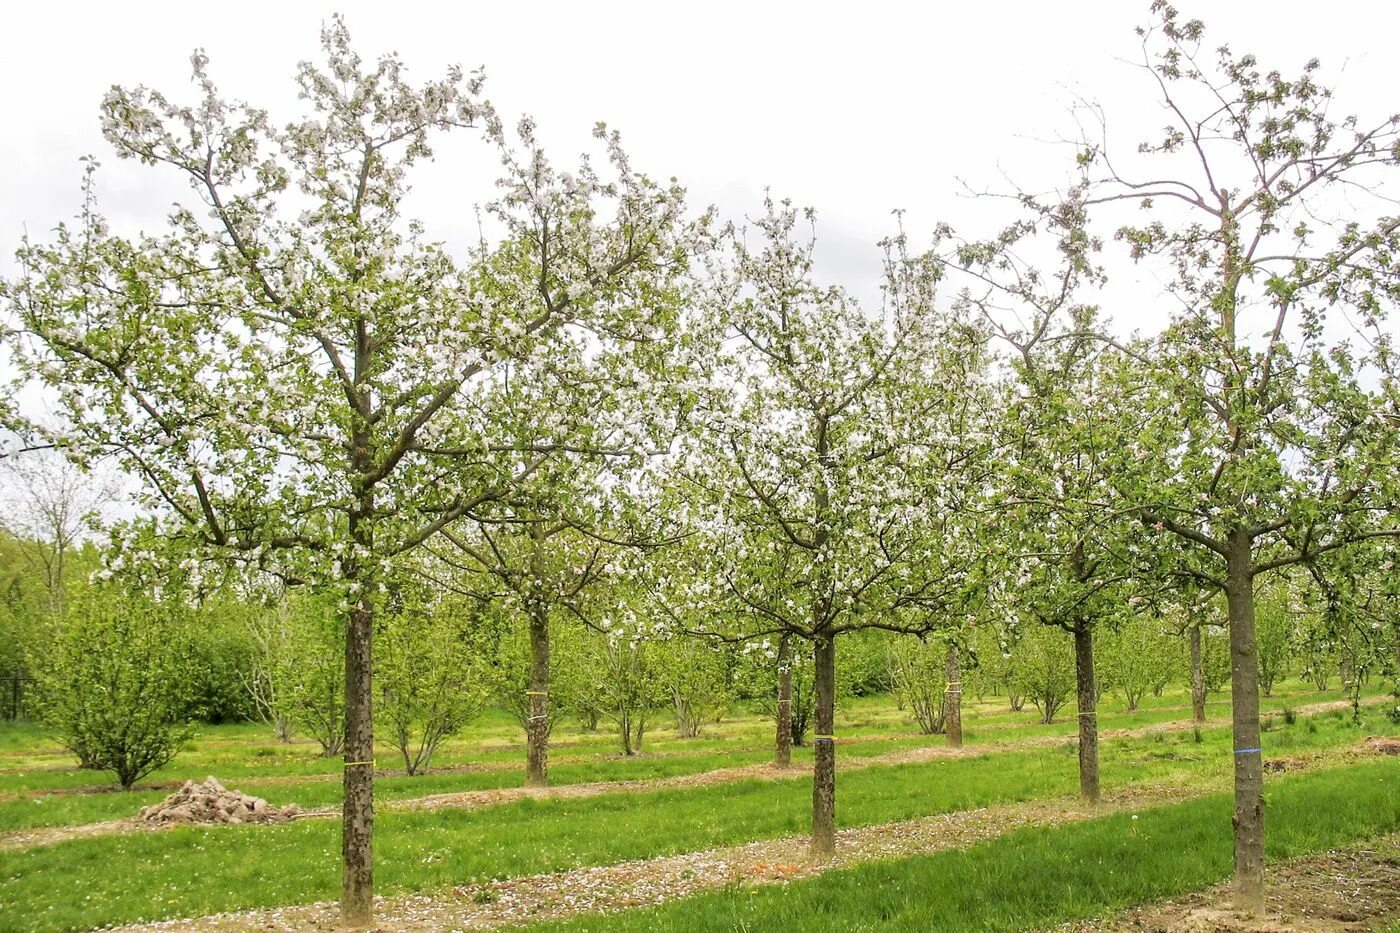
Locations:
1;681;1397;931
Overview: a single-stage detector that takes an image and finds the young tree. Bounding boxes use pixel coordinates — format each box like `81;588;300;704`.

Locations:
1253;576;1298;697
654;634;732;738
1007;624;1076;725
275;592;347;757
966;622;1018;707
1;23;697;924
241;599;300;743
1100;615;1180;712
376;586;484;776
886;635;954;735
571;624;664;755
1074;4;1400;906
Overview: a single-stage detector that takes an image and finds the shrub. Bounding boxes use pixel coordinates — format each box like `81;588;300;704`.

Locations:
1009;626;1075;724
377;597;485;776
32;585;195;789
886;636;950;734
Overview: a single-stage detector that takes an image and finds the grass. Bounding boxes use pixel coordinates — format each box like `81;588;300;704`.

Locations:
538;758;1400;931
0;746;1078;928
1;707;1394;930
0;679;1390;930
0;679;1378;832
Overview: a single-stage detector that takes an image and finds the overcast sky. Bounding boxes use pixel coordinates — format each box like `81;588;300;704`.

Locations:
2;0;1398;320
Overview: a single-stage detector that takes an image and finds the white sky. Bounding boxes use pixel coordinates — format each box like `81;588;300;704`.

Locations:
0;1;1396;527
4;0;1397;314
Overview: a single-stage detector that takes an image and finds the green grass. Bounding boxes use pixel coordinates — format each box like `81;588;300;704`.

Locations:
0;748;1078;928
1;708;1393;930
538;759;1400;931
0;680;1381;833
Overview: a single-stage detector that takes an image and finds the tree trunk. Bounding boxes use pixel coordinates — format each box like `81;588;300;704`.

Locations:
620;707;635;756
811;632;837;857
674;693;698;738
1226;531;1265;912
1073;623;1099;803
775;633;793;768
525;608;550;787
944;644;962;749
1190;623;1207;723
342;577;374;928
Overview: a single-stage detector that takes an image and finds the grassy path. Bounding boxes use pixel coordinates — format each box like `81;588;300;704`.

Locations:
115;785;1203;931
111;751;1399;931
537;759;1400;932
2;696;1379;854
1069;832;1400;931
2;683;1372;825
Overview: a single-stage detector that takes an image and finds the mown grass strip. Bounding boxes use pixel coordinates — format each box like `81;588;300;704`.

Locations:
0;739;1168;928
2;689;1378;834
537;758;1400;931
1;713;1393;931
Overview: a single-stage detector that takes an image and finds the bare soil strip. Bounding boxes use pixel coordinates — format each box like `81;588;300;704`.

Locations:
1;698;1381;854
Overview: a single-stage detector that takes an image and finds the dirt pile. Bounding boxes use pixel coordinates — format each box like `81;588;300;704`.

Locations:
1361;735;1400;756
137;777;299;825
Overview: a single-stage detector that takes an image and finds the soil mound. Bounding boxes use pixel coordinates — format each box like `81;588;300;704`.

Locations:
137;777;300;825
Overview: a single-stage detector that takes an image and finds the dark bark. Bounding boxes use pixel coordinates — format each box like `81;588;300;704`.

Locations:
811;632;837;857
775;633;793;768
1189;623;1207;723
341;516;375;927
944;644;963;749
1073;623;1099;803
1226;530;1265;911
525;608;550;787
340;355;378;928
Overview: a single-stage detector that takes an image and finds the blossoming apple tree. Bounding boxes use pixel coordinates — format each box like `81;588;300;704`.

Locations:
1072;3;1400;907
671;198;994;856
